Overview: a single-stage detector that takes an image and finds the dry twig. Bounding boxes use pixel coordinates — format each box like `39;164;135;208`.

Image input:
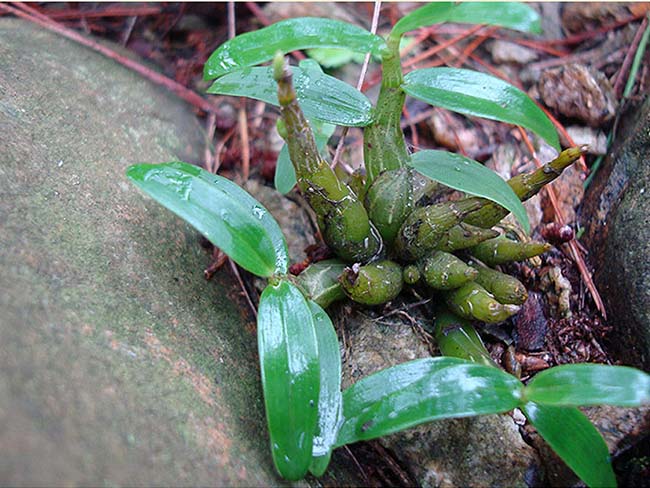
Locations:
331;0;382;171
518;128;606;318
2;2;221;115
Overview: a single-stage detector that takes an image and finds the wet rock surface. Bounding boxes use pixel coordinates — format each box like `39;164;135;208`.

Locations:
337;305;543;487
581;94;650;370
0;18;364;486
524;405;650;487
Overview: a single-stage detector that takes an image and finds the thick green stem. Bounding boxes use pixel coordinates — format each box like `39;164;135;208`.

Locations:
363;40;410;185
274;54;381;262
462;146;584;228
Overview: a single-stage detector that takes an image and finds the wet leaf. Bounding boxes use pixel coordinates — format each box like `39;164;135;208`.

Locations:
207;61;372;127
522;402;616;488
295;259;347;309
306;47;367;69
336;357;521;446
204;17;386;79
525;364;650;407
392;2;541;38
258;280;320;480
433;309;498;368
403;68;560;150
126;162;288;277
308;301;343;477
408;150;530;233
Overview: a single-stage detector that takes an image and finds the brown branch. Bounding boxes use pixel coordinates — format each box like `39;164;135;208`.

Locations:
613;15;649;98
2;2;221;115
547;12;647;46
204;112;218;173
238;104;250;181
36;5;163;20
518;128;606;319
404;24;484;68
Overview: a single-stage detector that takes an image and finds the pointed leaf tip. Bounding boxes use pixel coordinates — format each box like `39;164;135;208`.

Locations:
126;162;288;277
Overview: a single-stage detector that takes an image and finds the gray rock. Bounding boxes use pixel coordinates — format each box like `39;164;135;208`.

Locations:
490;40;539;65
581;95;650;370
566;125;608;155
338;304;433;389
384;414;542;488
0;18;364;486
524;406;650;487
337;306;543;487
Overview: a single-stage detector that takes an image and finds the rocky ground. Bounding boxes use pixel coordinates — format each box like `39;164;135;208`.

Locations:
1;3;649;486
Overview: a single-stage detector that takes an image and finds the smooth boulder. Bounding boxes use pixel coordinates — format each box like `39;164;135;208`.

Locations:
581;94;650;370
0;18;362;486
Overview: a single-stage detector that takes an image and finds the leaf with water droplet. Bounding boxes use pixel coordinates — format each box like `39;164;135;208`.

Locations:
204;17;386;80
408;150;530;233
127;162;288;277
308;300;343;477
207;63;372;127
336;357;522;446
391;2;541;38
258;280;320;480
524;364;650;407
403;68;559;150
522;402;616;488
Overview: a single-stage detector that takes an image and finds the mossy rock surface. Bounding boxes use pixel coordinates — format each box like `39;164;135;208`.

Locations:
582;94;650;370
0;19;361;486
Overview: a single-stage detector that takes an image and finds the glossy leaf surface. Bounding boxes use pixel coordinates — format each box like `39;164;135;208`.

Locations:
408;150;530;232
204;17;386;79
403;68;559;150
275;121;335;195
296;259;347;309
307;47;367;69
523;402;616;488
433;309;497;368
308;301;343;477
207;61;372;127
336;357;521;446
126;162;288;277
257;280;320;480
525;364;650;407
392;2;541;38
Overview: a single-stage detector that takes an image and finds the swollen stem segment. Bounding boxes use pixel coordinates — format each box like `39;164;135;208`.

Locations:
273;54;381;263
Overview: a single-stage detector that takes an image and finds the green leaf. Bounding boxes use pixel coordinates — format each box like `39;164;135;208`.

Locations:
433;309;498;368
391;2;541;38
403;68;560;150
207;61;373;127
306;47;367;69
275;145;297;196
525;364;650;407
126;162;288;277
522;402;616;488
295;259;347;309
308;301;343;477
336;357;522;446
204;17;386;80
258;280;320;480
408;150;530;233
275;120;335;195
